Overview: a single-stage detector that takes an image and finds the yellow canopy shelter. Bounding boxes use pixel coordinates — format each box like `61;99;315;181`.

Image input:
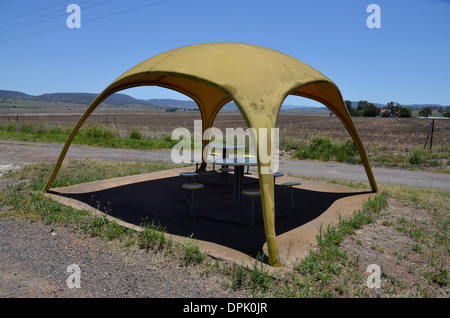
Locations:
44;42;377;267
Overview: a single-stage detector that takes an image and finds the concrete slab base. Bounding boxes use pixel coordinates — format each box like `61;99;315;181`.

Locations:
46;166;374;269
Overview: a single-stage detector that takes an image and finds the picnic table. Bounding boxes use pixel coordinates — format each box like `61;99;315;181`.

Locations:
213;157;257;202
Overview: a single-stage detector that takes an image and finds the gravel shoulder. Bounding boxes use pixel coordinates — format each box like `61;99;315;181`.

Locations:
0;218;246;298
0;159;247;298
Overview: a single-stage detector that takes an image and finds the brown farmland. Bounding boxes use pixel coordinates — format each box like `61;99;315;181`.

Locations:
1;112;448;147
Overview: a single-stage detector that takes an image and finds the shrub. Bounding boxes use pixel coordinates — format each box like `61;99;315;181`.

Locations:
181;239;205;266
129;128;142;140
337;139;358;160
80;125;117;139
399;106;412;118
293;137;359;163
409;149;424;165
138;220;168;250
6;123;16;132
300;136;334;161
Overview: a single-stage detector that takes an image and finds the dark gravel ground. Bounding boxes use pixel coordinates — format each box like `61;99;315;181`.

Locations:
0;159;248;299
0;217;247;298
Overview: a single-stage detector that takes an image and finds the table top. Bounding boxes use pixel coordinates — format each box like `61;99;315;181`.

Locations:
206;143;248;149
214;158;257;166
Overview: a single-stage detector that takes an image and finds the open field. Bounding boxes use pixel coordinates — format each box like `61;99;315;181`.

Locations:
1;112;448;172
1;111;448;145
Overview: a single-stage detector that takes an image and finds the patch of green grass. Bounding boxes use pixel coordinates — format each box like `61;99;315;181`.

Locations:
227;264;247;290
138;220;171;251
80;215;134;241
277;132;449;172
293;137;361;164
411;243;423;253
408;147;448;167
223;253;275;296
0;122;177;150
279;137;306;152
283;193;387;296
248;257;274;296
5;160;182;191
181;237;205;266
425;268;448;286
129;127;143;140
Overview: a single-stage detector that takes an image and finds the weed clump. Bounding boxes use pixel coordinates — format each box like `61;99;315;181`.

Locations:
293;137;360;164
181;238;205;266
138;220;169;251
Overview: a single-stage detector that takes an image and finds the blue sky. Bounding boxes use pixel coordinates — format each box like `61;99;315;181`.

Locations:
0;0;449;106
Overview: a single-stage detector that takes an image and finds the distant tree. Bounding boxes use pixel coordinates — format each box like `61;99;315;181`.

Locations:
381;110;390;117
442;110;450;118
344;100;352;112
357;100;370;112
344;100;357;116
387;101;400;117
363;103;380;117
353;100;370;117
398;106;412;118
418;107;432;118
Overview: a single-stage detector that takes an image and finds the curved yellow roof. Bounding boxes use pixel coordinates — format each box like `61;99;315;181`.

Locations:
92;43;338;129
44;42;377;266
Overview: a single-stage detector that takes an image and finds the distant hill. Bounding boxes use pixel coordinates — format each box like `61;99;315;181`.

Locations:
0;90;31;98
37;92;144;106
0;90;156;108
146;98;197;108
0;90;446;110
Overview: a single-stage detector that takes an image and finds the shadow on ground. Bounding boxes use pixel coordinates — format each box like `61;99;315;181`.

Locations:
50;170;370;259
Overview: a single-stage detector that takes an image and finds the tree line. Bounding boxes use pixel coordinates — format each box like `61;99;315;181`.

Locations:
344;100;450;118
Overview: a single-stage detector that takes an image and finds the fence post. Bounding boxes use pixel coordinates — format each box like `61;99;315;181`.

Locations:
424;119;435;149
429;119;434;149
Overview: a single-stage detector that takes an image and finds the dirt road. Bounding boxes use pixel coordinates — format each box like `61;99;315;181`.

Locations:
1;139;449;190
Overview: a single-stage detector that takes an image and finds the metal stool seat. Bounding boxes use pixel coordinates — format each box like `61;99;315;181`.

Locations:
281;181;301;213
182;182;204;190
180;171;198;182
274;172;284;183
182;182;204;218
241;189;260;226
